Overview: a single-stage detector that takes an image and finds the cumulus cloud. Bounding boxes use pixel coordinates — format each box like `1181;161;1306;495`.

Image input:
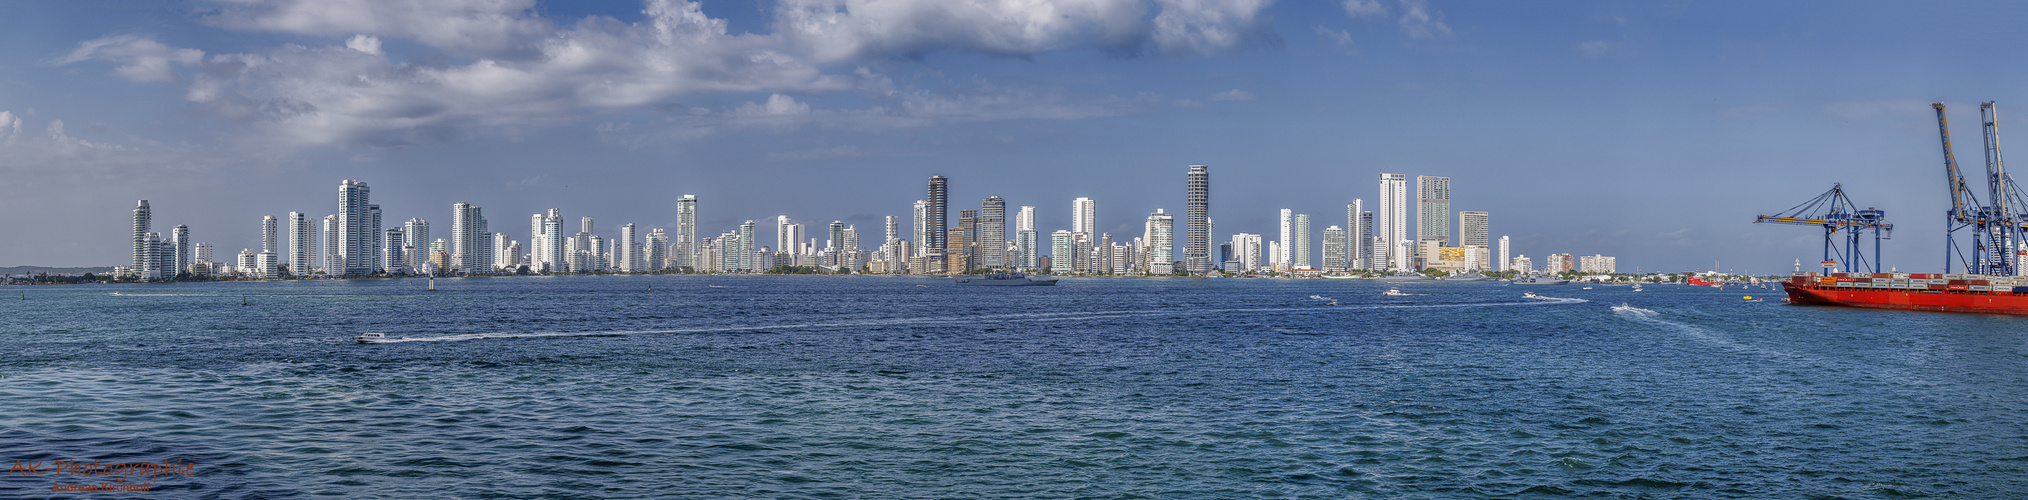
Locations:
1341;0;1385;17
1314;26;1356;55
50;36;204;82
1397;0;1451;40
0;111;20;144
59;0;1277;148
1151;0;1276;56
206;0;554;59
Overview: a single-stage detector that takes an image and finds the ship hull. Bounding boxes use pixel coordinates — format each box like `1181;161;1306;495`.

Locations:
1783;283;2028;315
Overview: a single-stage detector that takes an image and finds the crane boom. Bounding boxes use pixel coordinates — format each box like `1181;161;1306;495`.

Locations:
1935;102;1980;223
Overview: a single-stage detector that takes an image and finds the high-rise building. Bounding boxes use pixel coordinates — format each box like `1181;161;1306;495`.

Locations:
131;200;152;279
337;180;374;276
957;210;978;271
618;223;639;272
1231;233;1262;272
1378;173;1408;270
544;209;564;272
1291;213;1312;270
926;176;949;272
368;204;383;273
827;220;846;252
1498;235;1510;273
738;220;757;272
1145;209;1174;275
170;224;190;279
911;199;929;260
455;203;489;274
777;216;804;257
1050;230;1075;274
946;226;969;273
260;215;279;275
1185;165;1211;275
1345;200;1364;271
980;197;1006;269
406;218;430;271
1016;205;1039;270
1322;226;1346;273
1072;197;1097;241
322;214;340;274
676;195;698;270
287;213;311;276
494;232;513;270
646;229;668;271
1277;209;1293;269
883;215;899;264
1460;211;1489;249
1417;175;1451;252
383;228;406;275
1357;210;1375;271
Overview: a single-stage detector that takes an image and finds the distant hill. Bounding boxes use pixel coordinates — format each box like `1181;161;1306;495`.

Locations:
0;266;115;275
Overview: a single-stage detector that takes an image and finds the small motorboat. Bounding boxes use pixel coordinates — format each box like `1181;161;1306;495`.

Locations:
1382;288;1409;296
1581;286;1593;290
354;332;388;344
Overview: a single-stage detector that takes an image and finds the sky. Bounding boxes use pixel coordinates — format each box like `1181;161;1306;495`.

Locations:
5;0;2028;274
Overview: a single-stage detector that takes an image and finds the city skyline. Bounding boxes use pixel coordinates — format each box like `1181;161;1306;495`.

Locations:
7;1;2026;273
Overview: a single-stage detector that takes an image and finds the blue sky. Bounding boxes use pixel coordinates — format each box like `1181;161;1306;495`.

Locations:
4;0;2027;273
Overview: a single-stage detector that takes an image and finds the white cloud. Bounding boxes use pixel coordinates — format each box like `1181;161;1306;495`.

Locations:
1151;0;1275;56
346;34;384;55
1314;26;1356;55
0;111;20;145
51;36;204;82
1208;89;1255;101
1575;40;1623;58
206;0;554;59
1397;0;1451;40
1341;0;1385;18
59;0;1267;148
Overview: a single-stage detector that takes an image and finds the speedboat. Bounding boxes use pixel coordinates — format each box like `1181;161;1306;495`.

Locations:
354;332;388;344
1382;288;1408;296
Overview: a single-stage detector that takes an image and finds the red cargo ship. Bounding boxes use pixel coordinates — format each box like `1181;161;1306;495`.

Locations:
1782;272;2028;314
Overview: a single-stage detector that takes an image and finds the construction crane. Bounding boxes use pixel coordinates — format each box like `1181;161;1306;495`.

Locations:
1932;101;2028;275
1756;183;1892;274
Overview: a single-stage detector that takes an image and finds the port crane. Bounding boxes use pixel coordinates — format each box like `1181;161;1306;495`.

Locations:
1756;183;1892;273
1931;102;2028;275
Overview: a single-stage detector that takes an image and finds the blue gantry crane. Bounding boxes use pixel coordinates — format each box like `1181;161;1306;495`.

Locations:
1757;183;1892;273
1931;101;2028;275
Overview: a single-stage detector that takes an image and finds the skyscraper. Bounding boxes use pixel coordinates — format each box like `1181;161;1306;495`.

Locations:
777;216;803;257
170;224;190;279
980;196;1006;269
1050;230;1075;274
1417;175;1451;251
261;215;279;276
926;176;949;272
1378;173;1408;270
1231;233;1262;272
1460;211;1489;249
1345;200;1365;271
1322;226;1346;273
1356;210;1374;271
1185;165;1211;275
1145;209;1174;275
646;229;668;271
1291;213;1312;270
1498;235;1510;273
131;200;151;279
544;209;564;272
323;214;340;274
675;195;698;270
407;218;430;271
619;223;638;272
738;220;757;271
957;210;978;271
383;227;406;275
452;202;479;274
1277;209;1293;269
1016;205;1039;269
911;199;929;260
287;212;311;276
337;180;374;276
1072;197;1097;241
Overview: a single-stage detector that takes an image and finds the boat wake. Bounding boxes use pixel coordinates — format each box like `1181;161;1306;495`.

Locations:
1610;303;1657;315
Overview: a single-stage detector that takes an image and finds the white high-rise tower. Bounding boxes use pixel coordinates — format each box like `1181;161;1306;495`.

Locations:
1072;197;1097;242
1378;173;1408;270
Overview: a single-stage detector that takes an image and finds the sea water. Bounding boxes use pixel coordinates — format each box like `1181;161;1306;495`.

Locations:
1;276;2023;498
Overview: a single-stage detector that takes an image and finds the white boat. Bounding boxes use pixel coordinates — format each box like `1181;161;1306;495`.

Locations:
354;332;388;344
1382;288;1408;296
1582;286;1593;290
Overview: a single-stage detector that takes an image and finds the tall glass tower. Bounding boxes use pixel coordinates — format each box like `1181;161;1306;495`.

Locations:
980;196;1006;269
1185;165;1211;274
675;195;698;270
132;200;151;279
926;176;948;272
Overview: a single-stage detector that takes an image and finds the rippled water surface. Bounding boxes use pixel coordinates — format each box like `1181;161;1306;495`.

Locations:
2;276;2024;498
